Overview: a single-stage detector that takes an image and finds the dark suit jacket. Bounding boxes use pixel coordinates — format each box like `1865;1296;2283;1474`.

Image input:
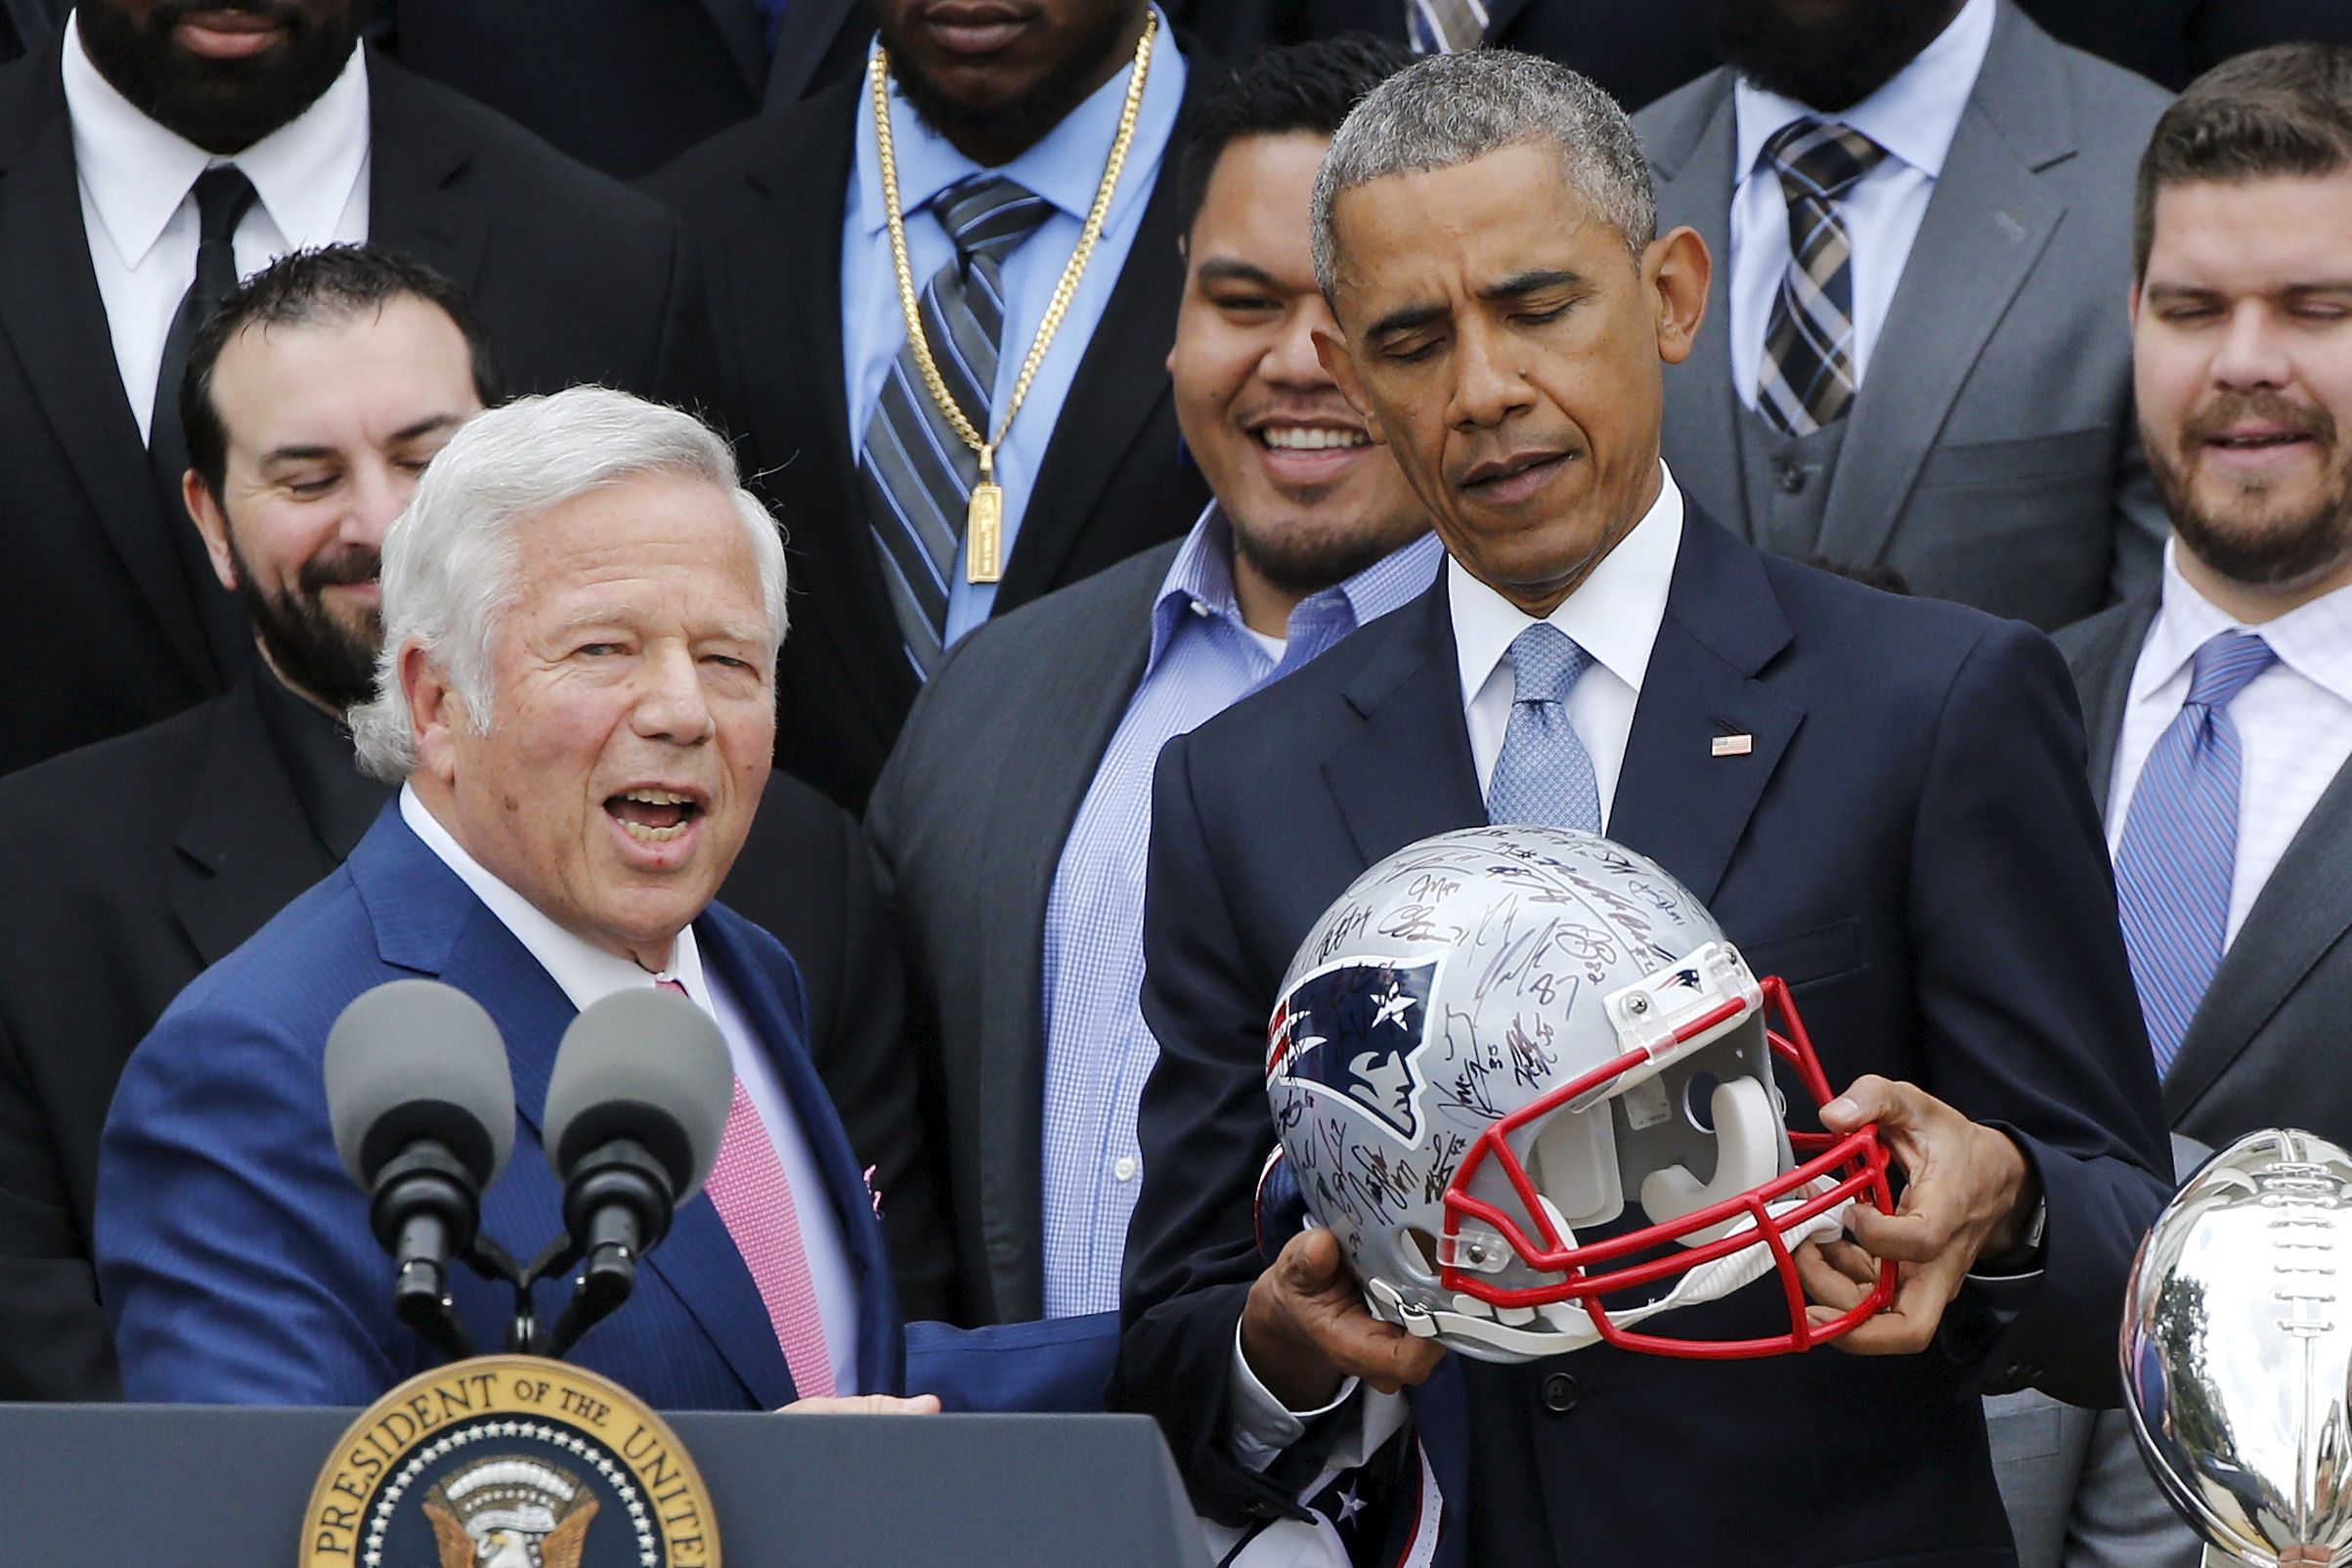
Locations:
96;806;905;1407
0;42;705;777
2060;593;2352;1150
866;543;1175;1323
1113;508;2172;1564
1639;1;2171;632
375;0;829;179
2019;0;2352;90
646;69;1211;813
0;667;942;1400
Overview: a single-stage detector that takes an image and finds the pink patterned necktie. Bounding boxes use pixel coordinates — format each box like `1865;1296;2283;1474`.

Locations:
656;978;836;1398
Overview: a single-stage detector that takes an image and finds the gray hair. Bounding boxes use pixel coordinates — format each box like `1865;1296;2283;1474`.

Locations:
1309;50;1657;299
348;385;788;782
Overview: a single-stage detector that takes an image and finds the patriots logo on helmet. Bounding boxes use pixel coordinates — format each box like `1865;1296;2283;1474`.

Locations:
1268;959;1441;1144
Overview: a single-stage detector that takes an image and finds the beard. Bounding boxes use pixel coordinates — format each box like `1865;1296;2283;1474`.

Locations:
2148;393;2352;590
77;0;364;154
1228;504;1417;602
231;537;382;714
1711;0;1963;112
882;2;1135;162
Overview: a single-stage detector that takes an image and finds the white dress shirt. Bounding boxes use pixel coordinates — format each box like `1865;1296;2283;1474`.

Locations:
399;787;859;1394
1455;471;1685;817
62;11;370;438
1727;0;1994;411
2107;544;2352;947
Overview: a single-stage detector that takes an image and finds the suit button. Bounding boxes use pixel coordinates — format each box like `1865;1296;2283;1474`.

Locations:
1777;462;1807;495
1541;1372;1580;1414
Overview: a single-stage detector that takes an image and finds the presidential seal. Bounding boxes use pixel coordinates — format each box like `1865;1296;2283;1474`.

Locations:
301;1355;719;1568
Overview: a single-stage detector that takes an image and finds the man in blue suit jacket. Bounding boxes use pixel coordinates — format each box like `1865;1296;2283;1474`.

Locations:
1112;52;2172;1565
97;385;1100;1414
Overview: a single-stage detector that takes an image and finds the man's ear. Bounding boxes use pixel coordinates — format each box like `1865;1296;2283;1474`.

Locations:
1314;327;1388;446
184;472;238;593
1646;226;1713;367
2127;279;2143;329
403;642;463;786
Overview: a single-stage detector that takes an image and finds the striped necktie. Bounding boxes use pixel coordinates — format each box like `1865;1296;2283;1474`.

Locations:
1405;0;1486;54
2112;631;2277;1076
1485;624;1602;832
657;978;836;1397
1757;119;1889;438
857;172;1052;679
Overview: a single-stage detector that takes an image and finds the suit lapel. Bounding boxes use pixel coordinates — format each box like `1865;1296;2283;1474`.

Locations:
1814;3;2069;568
2067;592;2158;819
766;0;861;105
697;0;770;96
363;56;492;303
2164;755;2352;1123
0;47;215;683
1644;73;1748;539
1606;512;1803;906
993;66;1208;609
169;676;340;966
979;552;1165;1319
1325;582;1486;866
701;910;905;1398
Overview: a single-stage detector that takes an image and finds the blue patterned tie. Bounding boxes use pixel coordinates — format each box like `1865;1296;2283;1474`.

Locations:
2113;630;2276;1075
1485;625;1602;832
858;173;1051;677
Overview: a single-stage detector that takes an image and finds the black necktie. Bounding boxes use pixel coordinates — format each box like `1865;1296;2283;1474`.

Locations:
151;164;260;677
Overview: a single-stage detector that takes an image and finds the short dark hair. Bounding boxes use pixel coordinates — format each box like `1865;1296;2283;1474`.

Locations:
2135;43;2352;278
183;243;506;500
1176;34;1416;236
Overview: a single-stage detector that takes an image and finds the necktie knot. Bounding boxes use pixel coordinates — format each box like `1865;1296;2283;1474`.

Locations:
2185;630;2276;712
936;173;1049;266
1764;119;1889;210
192;164;258;246
1507;624;1592;707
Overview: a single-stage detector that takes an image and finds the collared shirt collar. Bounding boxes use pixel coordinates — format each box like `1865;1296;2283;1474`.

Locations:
1732;0;1994;185
1452;464;1684;711
1147;501;1444;675
398;784;715;1014
851;6;1178;239
2136;538;2352;711
61;11;370;272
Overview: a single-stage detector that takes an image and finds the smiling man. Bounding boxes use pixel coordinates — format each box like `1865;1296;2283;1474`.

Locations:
867;38;1429;1333
93;386;951;1414
1111;50;2172;1566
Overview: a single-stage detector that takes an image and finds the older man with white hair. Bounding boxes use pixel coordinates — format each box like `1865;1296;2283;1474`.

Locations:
95;385;960;1413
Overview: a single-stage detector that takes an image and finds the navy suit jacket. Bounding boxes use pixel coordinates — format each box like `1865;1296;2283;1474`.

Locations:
1113;505;2172;1565
95;806;904;1410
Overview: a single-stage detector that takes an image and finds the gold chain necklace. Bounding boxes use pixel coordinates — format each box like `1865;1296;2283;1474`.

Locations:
869;11;1156;584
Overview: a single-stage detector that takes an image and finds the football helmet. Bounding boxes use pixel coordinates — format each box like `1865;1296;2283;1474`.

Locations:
1264;825;1894;1362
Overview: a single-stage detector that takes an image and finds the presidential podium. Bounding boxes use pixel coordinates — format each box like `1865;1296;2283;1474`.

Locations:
0;1405;1208;1565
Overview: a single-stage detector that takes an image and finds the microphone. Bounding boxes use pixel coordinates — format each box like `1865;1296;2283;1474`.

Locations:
539;987;732;1352
324;980;515;1362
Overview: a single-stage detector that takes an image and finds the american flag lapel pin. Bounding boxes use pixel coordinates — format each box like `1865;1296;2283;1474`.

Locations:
1711;733;1754;758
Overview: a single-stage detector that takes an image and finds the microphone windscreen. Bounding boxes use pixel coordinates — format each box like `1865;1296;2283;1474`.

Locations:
543;988;732;1204
324;979;515;1193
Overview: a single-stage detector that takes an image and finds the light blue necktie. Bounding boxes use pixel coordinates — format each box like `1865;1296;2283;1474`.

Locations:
1485;624;1602;832
2113;630;2276;1075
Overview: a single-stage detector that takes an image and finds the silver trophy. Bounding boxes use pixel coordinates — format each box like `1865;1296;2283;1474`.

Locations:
2124;1128;2352;1568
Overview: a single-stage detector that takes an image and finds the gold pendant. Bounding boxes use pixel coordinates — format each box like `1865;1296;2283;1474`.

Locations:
967;482;1004;584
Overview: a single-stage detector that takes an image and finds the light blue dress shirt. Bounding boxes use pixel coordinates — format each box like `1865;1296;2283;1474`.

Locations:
1036;506;1444;1318
843;14;1187;647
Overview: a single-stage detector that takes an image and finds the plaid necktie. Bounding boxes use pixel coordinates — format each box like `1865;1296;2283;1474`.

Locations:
2112;631;2277;1075
1405;0;1486;54
1485;624;1602;832
858;173;1052;678
1757;119;1890;438
658;978;837;1398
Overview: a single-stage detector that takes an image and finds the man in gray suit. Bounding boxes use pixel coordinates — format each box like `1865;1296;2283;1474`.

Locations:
866;38;1437;1327
1992;46;2352;1565
1636;0;2171;631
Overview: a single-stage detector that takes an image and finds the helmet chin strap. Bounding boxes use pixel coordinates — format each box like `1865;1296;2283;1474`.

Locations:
1367;1188;1856;1362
